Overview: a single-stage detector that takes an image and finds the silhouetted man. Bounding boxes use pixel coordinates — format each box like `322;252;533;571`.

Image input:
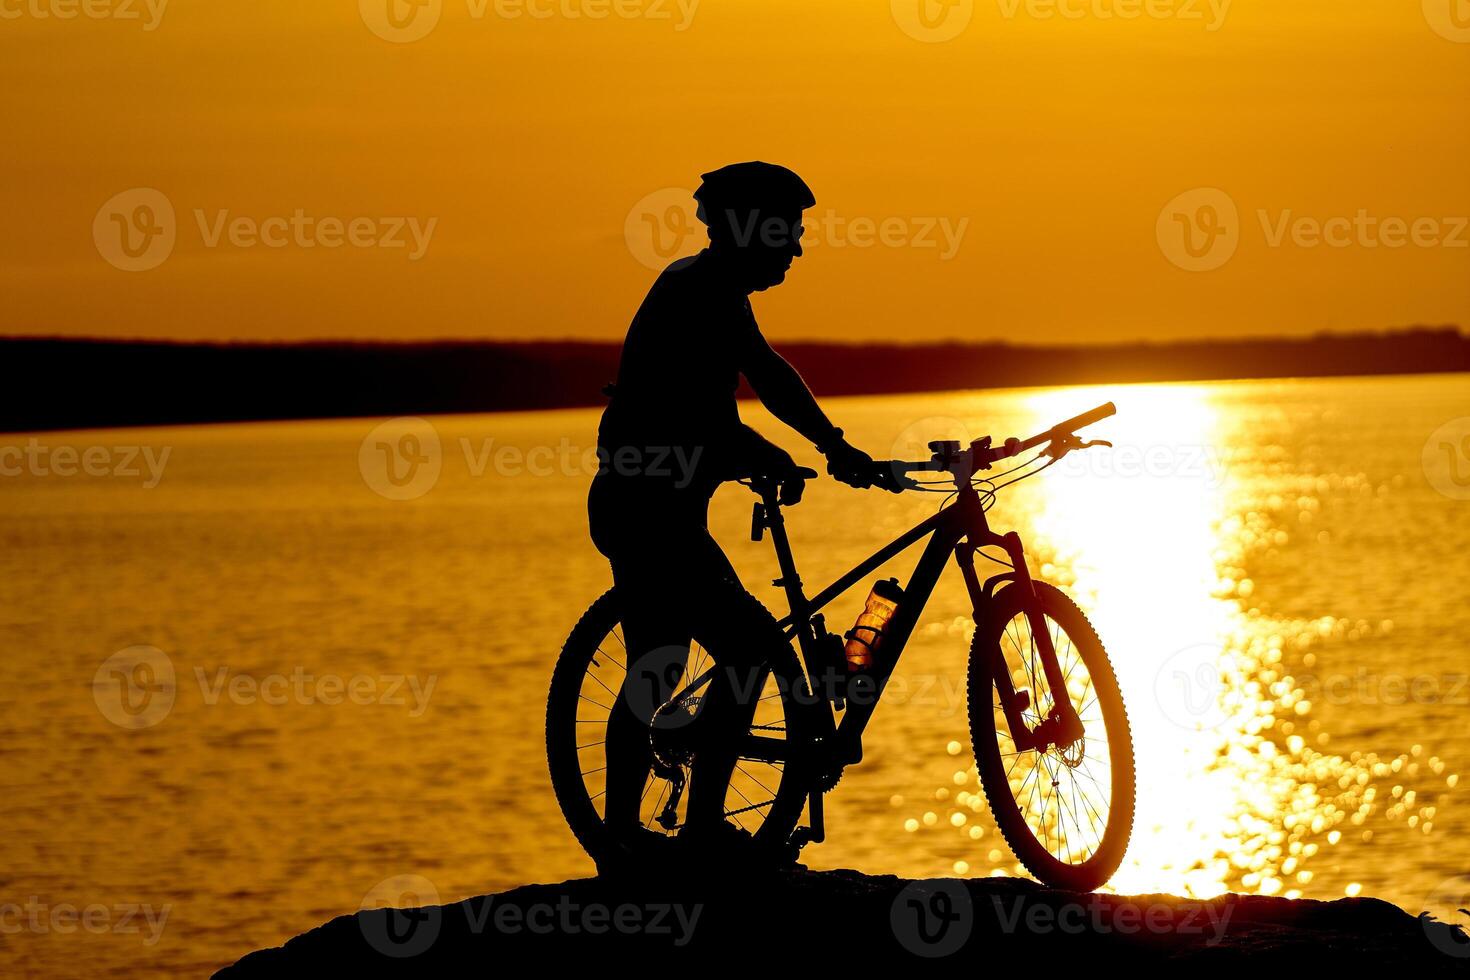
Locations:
591;161;898;861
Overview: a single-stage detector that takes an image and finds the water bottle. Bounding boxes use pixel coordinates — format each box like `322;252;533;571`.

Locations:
844;578;904;672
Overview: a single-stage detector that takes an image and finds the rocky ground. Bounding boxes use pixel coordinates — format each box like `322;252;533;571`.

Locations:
216;868;1470;975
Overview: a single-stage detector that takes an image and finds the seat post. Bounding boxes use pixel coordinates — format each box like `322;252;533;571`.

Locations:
757;485;809;629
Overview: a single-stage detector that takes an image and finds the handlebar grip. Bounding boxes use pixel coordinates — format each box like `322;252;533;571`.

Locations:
1018;401;1116;451
1063;401;1116;432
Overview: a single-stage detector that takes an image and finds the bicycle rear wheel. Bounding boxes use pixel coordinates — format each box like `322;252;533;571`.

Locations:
968;581;1134;890
546;589;811;865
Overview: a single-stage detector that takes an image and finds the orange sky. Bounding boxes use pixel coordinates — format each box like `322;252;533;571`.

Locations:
2;0;1467;344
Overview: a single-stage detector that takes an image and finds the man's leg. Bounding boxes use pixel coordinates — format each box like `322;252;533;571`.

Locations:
682;577;786;832
603;560;691;833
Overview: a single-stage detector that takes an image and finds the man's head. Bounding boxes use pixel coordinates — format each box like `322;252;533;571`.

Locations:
693;161;814;292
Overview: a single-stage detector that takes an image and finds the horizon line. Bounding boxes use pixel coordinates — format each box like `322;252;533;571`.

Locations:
1;324;1463;350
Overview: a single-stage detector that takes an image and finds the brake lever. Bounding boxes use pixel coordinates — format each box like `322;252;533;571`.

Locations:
1043;435;1112;459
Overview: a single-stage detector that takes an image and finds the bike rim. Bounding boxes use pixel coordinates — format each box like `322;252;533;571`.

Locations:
573;622;791;836
992;611;1115;867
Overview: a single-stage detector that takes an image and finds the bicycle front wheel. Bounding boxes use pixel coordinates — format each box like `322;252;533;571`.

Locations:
968;581;1135;891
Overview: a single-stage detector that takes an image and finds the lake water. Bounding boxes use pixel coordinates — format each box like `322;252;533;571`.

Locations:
3;373;1469;976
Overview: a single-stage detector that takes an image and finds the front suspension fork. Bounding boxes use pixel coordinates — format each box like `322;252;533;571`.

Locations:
957;534;1083;753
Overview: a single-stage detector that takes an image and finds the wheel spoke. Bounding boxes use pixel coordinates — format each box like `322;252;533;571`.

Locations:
596;645;626;672
585;669;619;701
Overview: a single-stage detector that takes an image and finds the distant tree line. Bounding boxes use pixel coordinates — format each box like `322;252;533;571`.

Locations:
1;327;1465;433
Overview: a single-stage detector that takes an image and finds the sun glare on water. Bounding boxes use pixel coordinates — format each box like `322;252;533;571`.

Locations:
900;383;1450;901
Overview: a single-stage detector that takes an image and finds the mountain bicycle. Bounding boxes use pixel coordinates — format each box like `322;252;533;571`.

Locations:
546;403;1134;890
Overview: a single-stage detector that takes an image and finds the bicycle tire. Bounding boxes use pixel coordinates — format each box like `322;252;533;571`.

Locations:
546;588;812;866
968;581;1135;890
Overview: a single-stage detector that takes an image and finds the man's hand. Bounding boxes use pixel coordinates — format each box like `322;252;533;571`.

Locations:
824;439;905;493
758;446;810;505
777;469;806;506
735;425;808;504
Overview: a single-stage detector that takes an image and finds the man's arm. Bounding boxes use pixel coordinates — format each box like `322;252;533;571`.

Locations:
741;331;902;491
741;337;843;450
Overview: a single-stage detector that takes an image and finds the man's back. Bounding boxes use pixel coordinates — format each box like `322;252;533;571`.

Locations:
597;251;759;483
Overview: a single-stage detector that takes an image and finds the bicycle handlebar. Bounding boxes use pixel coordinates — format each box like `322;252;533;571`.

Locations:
743;402;1116;498
1015;401;1116;453
891;401;1117;476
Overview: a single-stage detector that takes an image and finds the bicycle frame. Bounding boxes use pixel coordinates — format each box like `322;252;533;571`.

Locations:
753;477;1072;755
659;471;1084;849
